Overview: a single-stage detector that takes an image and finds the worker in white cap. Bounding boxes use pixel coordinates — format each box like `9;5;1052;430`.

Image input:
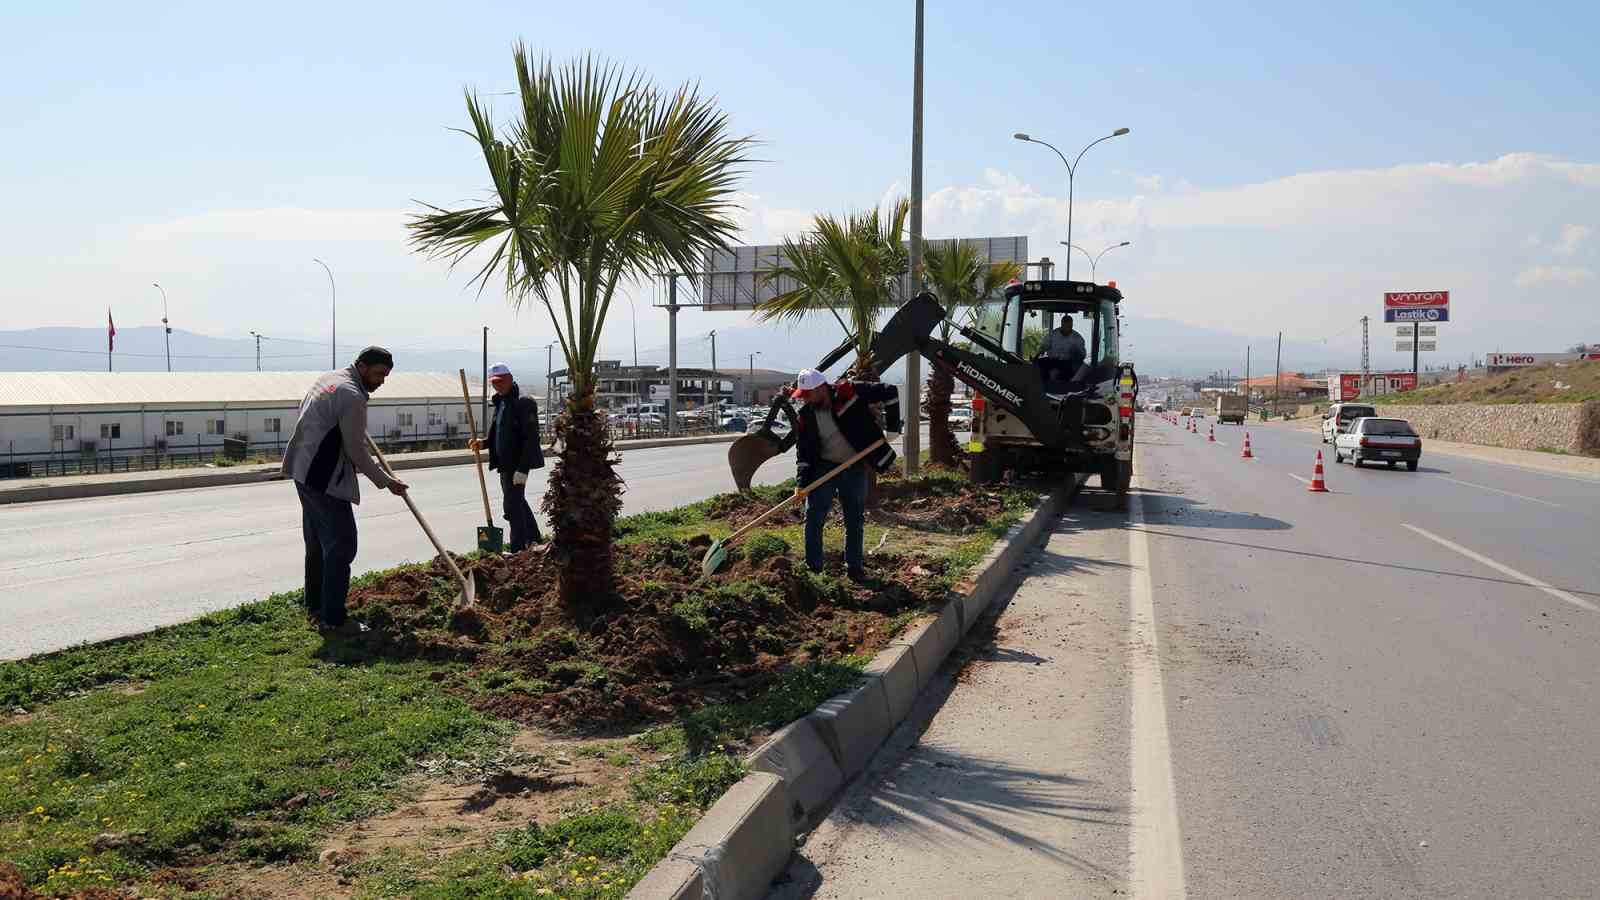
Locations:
779;367;901;582
469;363;545;550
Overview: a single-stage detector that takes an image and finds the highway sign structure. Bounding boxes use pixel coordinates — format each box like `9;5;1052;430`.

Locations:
1396;340;1437;352
1386;291;1448;374
1398;325;1437;337
700;236;1028;311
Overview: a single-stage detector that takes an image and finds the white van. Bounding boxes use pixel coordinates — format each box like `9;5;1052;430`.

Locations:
1321;402;1377;443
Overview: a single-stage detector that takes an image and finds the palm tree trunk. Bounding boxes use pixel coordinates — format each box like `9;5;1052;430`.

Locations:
540;383;622;609
925;365;959;466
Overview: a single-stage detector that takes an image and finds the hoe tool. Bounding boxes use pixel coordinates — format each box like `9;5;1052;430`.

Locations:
704;437;888;577
365;434;479;608
458;369;504;553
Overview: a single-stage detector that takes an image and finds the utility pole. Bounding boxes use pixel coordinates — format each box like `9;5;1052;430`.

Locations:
152;283;172;372
904;0;925;478
666;274;681;435
1360;315;1370;380
249;331;265;371
1272;331;1283;419
1245;345;1251;404
544;342;556;410
748;351;761;404
1412;321;1420;378
709;330;718;429
481;327;489;428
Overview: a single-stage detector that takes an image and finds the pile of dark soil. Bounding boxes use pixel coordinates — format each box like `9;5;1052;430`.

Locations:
705;473;1011;535
345;538;950;731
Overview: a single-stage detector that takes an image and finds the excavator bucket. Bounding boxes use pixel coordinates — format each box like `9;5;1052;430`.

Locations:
729;430;785;492
729;393;796;492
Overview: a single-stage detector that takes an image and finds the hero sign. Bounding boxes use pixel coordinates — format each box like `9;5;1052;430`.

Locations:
1384;291;1449;309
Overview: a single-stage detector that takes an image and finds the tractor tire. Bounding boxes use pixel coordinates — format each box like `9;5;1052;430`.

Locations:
1100;456;1132;494
971;451;1003;485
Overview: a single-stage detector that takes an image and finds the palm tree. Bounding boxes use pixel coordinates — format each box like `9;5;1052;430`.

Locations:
756;200;911;370
408;47;751;608
920;242;1022;464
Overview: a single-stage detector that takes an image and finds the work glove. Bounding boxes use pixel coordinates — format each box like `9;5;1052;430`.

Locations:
513;471;528;486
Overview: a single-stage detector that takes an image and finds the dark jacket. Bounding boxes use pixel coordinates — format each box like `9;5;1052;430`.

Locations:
486;383;545;474
780;380;901;486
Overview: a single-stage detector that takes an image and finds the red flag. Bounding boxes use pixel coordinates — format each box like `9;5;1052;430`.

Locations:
108;308;116;352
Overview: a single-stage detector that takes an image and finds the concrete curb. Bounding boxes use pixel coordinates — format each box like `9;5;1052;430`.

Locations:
630;474;1087;899
0;433;740;505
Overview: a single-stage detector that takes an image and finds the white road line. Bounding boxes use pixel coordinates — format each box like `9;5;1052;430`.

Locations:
1402;524;1597;612
1128;485;1187;899
1437;476;1563;508
1287;473;1310;485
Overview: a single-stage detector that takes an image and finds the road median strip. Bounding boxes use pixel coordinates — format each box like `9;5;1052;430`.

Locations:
2;465;1057;898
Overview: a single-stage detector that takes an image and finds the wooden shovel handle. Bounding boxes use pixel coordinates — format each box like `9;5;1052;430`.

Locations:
365;434;471;591
458;369;495;526
720;437;887;549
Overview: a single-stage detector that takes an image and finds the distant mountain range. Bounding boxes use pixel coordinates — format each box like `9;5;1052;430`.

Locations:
0;317;1364;382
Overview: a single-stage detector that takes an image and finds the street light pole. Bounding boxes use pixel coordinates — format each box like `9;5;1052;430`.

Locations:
152;283;172;372
625;293;638;367
748;351;761;404
905;0;925;477
312;258;336;369
544;341;557;408
1014;128;1130;281
709;330;718;429
1062;241;1132;283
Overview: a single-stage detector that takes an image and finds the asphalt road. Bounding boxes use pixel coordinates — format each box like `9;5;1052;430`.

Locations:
0;440;806;660
776;416;1600;898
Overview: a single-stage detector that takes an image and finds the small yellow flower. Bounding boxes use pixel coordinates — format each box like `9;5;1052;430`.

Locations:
40;815;51;822
33;806;44;814
197;703;207;709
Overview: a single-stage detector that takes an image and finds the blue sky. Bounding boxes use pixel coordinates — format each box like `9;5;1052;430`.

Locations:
4;0;1599;372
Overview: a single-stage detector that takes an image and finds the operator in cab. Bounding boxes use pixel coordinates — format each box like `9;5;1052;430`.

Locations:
1034;315;1087;390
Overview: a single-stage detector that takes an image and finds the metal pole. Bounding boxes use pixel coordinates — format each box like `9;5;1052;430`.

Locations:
153;283;171;372
1273;331;1283;418
627;294;638;367
904;0;925;477
710;330;718;430
667;274;680;436
1245;345;1250;405
482;326;489;427
1412;322;1420;378
749;352;759;404
313;258;336;369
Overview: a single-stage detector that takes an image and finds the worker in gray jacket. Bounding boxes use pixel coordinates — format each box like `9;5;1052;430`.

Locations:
281;347;408;633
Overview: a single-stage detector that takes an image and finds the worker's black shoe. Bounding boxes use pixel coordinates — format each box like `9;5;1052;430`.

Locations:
847;567;869;584
320;620;370;638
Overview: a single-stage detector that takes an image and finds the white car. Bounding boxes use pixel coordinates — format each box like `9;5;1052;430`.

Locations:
1321;402;1377;443
948;409;973;430
1333;417;1421;471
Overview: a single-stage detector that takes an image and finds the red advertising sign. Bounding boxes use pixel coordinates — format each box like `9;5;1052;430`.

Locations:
1340;374;1361;400
1384;291;1450;309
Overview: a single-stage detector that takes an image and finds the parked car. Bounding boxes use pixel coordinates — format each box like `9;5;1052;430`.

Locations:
1333;417;1421;470
720;416;749;433
948;408;973;431
1321;402;1377;443
1179;406;1193;417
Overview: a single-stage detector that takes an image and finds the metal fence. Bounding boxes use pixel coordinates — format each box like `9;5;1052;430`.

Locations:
0;435;475;481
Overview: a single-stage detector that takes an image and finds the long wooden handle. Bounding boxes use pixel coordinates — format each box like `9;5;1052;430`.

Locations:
458;369;494;526
366;434;470;589
721;437;887;549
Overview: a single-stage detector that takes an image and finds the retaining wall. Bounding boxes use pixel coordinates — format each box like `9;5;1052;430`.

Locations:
1376;402;1600;455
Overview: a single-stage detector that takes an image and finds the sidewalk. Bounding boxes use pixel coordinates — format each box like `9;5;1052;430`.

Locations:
771;504;1135;899
1263;416;1600;480
0;433;741;505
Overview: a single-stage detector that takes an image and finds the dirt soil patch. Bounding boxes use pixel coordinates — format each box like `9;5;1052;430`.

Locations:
705;470;1011;535
345;539;950;733
1380;359;1600;405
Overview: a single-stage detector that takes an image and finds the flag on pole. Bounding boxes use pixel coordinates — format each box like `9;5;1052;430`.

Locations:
108;308;116;352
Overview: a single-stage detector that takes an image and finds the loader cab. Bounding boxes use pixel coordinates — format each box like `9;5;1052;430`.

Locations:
971;280;1122;390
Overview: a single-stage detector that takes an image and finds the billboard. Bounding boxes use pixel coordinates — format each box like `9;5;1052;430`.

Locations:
1331;372;1419;401
1385;307;1448;323
1397;325;1437;337
700;236;1028;311
1395;340;1437;352
1384;291;1449;308
1484;352;1600;368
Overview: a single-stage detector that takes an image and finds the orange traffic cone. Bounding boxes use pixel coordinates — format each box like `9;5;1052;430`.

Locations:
1207;424;1216;443
1241;432;1254;459
1307;450;1329;492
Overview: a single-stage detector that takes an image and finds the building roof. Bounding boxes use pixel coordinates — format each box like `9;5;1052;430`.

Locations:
0;371;477;409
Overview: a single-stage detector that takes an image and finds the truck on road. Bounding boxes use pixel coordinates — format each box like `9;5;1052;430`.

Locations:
1216;393;1247;424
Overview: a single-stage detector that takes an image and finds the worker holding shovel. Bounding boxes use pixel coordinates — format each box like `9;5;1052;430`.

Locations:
469;363;545;551
779;368;901;582
282;347;408;635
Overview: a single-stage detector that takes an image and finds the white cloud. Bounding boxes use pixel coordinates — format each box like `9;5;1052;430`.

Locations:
1557;223;1592;256
1515;265;1594;287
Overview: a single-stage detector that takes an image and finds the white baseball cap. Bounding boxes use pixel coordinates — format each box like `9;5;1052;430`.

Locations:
792;368;827;397
488;363;512;377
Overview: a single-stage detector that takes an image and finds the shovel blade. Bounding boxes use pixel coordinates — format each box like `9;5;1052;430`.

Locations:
459;568;482;608
728;430;784;492
476;525;504;554
701;539;729;578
